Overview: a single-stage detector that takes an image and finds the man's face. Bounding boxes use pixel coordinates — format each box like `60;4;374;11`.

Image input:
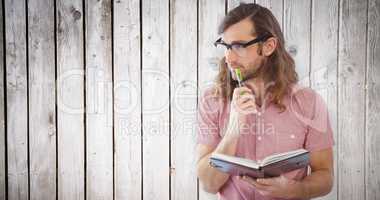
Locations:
221;18;266;81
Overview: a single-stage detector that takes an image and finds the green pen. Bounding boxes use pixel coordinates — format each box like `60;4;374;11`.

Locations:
235;68;243;87
235;68;246;95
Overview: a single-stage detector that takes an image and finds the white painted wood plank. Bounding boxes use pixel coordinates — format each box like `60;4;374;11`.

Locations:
142;0;170;199
255;0;283;29
4;0;29;199
198;0;225;96
56;0;85;199
113;0;141;199
338;0;367;199
228;0;255;11
366;0;380;199
283;0;311;86
310;0;338;200
85;0;113;199
0;0;5;198
198;0;225;199
170;0;198;200
27;0;56;199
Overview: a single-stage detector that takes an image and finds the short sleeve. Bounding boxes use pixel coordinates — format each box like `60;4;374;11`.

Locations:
303;90;335;152
197;88;222;149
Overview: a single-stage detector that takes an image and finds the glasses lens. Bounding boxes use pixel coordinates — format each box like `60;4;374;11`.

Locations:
215;43;227;54
231;44;247;57
214;42;249;57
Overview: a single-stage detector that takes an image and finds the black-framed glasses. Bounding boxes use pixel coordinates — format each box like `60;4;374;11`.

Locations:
214;34;272;57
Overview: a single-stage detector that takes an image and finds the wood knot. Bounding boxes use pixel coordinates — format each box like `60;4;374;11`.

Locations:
70;6;82;21
288;45;298;56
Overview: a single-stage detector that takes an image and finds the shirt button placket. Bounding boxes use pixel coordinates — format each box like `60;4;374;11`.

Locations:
255;111;262;162
255;110;262;199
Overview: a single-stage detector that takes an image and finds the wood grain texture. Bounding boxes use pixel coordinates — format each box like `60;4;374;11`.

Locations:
56;0;85;199
198;0;225;200
113;0;141;199
85;0;113;199
310;0;338;200
170;0;198;200
141;0;170;199
228;0;255;11
198;0;225;94
366;0;380;199
0;0;5;198
27;0;56;199
255;0;283;29
283;0;311;86
338;0;367;199
5;0;29;199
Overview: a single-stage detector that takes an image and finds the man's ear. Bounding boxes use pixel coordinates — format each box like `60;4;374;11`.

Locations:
263;37;277;56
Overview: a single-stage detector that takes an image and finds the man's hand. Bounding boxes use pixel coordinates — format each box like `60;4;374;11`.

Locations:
240;175;303;199
223;86;257;137
240;148;334;199
231;86;257;115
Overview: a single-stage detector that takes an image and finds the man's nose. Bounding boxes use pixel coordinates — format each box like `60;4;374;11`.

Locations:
224;49;238;66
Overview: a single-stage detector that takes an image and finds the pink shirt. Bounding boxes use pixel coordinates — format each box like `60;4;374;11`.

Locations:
197;84;334;200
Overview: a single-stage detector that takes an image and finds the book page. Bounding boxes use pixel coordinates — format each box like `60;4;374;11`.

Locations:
260;149;308;166
211;153;260;169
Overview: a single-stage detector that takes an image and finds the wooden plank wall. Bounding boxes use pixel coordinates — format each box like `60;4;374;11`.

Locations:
56;0;85;199
0;0;379;200
311;1;338;200
28;1;56;200
4;0;29;199
0;0;5;199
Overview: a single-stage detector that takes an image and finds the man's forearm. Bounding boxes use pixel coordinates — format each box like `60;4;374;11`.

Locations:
213;113;242;155
294;170;333;199
197;153;230;193
197;126;240;193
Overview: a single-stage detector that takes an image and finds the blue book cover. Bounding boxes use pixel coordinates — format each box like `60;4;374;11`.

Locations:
209;149;310;178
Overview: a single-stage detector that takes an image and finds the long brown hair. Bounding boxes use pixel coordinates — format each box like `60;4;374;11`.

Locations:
214;3;298;112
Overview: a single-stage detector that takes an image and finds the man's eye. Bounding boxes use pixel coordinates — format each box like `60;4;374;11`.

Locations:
231;44;244;50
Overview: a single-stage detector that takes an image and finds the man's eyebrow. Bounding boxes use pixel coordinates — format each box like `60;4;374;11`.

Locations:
221;39;248;44
231;40;247;43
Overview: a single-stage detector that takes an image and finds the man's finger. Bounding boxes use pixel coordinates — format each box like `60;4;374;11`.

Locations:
257;190;272;197
239;101;257;109
256;178;273;186
241;176;270;190
256;176;282;186
234;87;253;97
237;86;252;92
239;100;256;108
237;95;255;105
239;106;257;114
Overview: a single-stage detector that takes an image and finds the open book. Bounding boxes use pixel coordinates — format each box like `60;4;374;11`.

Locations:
209;149;309;178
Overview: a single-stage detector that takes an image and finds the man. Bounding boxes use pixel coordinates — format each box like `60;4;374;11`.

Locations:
196;3;334;200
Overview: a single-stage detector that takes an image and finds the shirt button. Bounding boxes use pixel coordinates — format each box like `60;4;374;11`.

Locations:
258;136;262;141
290;134;295;139
257;112;261;116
